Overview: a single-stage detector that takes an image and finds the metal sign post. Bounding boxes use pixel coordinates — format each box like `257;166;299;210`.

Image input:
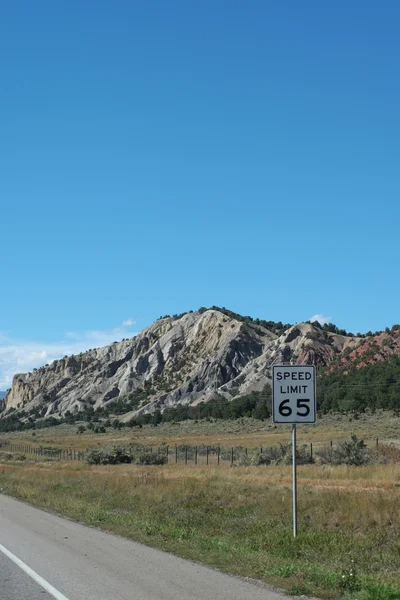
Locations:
292;424;297;537
272;365;316;538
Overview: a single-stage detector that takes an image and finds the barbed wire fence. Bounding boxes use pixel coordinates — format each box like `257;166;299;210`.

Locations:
0;437;384;465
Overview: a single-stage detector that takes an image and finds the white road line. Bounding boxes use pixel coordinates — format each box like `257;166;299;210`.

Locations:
0;542;70;600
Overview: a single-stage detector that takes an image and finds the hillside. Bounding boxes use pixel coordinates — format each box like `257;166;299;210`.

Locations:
3;308;361;420
316;326;400;413
2;308;399;426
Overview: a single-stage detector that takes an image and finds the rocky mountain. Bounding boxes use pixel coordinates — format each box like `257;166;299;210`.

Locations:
3;309;363;419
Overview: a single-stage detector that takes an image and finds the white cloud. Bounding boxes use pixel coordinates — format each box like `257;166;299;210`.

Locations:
0;319;137;391
122;318;135;327
309;313;333;326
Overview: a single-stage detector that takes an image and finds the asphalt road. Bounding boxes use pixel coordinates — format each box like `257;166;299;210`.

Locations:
0;551;52;599
0;494;290;600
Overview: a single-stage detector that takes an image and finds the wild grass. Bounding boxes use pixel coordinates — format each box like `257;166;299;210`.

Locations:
2;410;399;453
0;460;399;599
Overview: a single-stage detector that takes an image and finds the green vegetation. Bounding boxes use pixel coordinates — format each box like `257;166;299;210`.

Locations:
3;434;395;469
318;356;400;413
317;435;372;466
311;319;400;339
133;386;271;427
85;445;167;465
0;410;60;433
0;386;272;432
82;436;373;468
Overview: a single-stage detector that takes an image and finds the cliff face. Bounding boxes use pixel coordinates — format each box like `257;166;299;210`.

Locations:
4;310;359;418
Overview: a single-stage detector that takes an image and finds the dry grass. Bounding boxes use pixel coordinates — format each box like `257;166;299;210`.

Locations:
0;459;399;599
2;410;399;454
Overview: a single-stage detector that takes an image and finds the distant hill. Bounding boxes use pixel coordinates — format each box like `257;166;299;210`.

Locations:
0;392;6;400
1;308;399;429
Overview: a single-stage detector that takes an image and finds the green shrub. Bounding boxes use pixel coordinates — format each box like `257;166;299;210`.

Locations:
135;453;167;465
85;445;132;465
14;453;26;461
335;435;371;465
84;448;103;464
84;443;169;466
249;443;314;466
317;435;371;466
0;452;28;462
0;452;14;461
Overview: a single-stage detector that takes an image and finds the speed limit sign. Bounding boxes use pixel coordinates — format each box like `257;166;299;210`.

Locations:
272;365;316;424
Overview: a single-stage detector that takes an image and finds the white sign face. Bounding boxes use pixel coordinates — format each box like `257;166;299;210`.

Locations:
272;365;316;424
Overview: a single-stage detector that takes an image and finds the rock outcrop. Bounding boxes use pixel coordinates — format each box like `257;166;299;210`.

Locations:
3;310;360;418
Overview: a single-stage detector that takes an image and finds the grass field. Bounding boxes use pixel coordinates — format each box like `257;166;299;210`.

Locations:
2;410;399;453
0;458;399;599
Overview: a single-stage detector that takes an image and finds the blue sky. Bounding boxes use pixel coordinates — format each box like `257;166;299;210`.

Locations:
1;1;399;388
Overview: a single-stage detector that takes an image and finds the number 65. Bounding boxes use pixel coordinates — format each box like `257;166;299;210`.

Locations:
279;399;310;417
